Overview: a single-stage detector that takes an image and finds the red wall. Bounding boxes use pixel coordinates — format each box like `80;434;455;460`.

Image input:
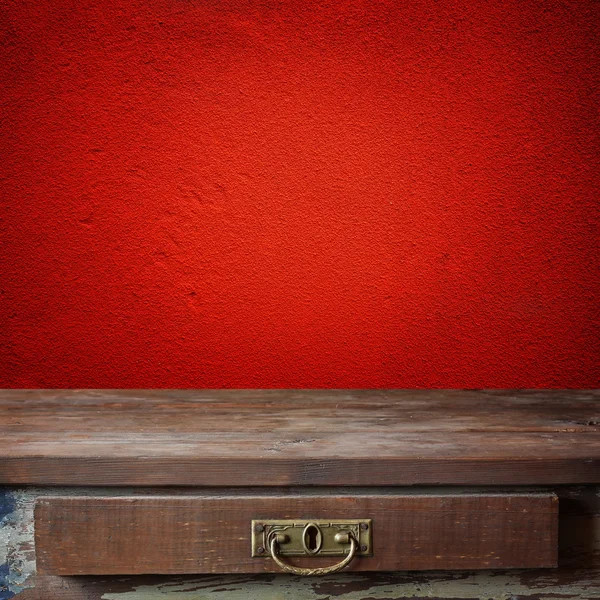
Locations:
1;0;599;388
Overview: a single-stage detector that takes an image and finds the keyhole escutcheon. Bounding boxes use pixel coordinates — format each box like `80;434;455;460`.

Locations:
302;523;323;555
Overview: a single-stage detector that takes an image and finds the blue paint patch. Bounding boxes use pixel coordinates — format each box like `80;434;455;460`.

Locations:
0;490;17;599
0;490;15;525
0;563;15;600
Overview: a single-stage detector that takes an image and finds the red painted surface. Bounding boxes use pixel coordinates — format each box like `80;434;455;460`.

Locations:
1;0;599;388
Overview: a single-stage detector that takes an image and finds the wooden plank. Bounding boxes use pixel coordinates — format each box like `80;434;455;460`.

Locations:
2;389;599;433
35;493;558;575
1;390;599;486
14;568;600;600
2;433;599;486
4;484;598;598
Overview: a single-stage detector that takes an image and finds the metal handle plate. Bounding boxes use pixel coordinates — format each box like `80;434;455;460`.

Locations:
251;519;371;563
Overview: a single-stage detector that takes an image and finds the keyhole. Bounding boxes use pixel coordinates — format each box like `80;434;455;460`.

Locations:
306;526;318;551
302;523;322;554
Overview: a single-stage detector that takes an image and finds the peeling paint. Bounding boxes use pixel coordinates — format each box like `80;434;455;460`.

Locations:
96;571;600;600
0;563;15;600
3;487;599;599
0;486;150;598
0;491;16;522
0;489;34;598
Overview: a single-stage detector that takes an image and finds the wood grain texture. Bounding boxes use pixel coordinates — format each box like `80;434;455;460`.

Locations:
2;389;599;486
35;492;558;575
12;568;600;600
7;484;599;599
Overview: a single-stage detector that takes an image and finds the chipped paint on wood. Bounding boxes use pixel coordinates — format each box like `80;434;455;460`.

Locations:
1;489;34;599
0;486;145;598
0;563;15;600
4;486;600;599
94;571;600;600
93;570;600;600
10;569;600;600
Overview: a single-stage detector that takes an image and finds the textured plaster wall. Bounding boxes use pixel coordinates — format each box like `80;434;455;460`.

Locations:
1;0;599;388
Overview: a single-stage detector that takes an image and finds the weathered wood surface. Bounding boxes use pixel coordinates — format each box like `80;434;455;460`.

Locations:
2;485;599;599
35;492;557;575
1;390;599;486
13;569;600;600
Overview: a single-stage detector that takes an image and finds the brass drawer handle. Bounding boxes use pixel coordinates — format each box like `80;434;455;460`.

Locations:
269;532;358;576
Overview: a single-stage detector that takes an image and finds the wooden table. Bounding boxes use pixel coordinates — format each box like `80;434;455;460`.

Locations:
1;389;599;599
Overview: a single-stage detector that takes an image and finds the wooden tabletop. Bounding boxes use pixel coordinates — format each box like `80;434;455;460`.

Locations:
1;389;598;486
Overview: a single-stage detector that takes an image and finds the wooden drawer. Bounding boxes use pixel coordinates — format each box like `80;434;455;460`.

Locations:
35;491;558;575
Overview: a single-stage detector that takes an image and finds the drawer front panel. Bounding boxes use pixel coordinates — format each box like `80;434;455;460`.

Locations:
35;493;558;575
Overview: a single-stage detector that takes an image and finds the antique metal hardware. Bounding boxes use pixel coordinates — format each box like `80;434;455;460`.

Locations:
268;529;358;576
251;519;372;558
